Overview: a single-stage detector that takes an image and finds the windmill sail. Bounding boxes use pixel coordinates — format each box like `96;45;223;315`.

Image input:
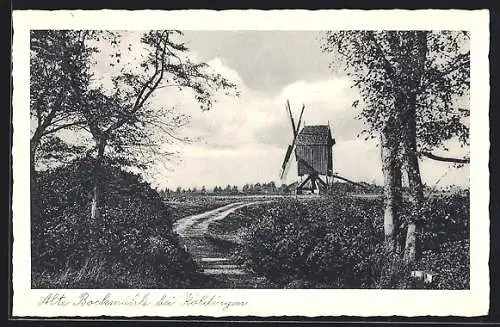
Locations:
280;144;294;179
286;99;297;138
296;104;305;134
279;101;305;180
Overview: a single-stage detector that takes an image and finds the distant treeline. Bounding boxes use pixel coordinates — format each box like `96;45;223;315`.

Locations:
160;182;292;196
160;180;386;197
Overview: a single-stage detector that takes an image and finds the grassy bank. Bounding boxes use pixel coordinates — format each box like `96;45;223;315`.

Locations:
32;159;200;288
208;194;469;289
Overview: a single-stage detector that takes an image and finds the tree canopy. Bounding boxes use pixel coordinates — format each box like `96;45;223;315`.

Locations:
321;31;470;157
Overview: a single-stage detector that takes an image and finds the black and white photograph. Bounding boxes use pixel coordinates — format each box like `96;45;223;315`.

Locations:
12;9;489;317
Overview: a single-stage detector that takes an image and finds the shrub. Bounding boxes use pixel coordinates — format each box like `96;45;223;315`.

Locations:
235;193;469;289
417;239;470;289
32;158;198;288
237;197;385;288
418;193;469;252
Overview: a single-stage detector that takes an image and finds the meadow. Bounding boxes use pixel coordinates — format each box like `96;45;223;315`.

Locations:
208;193;469;289
32;160;469;289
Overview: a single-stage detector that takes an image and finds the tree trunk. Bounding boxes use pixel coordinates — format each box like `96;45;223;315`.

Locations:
30;141;37;179
30;137;41;226
402;126;424;263
90;184;100;221
401;31;427;264
399;91;424;263
380;119;402;254
90;138;106;221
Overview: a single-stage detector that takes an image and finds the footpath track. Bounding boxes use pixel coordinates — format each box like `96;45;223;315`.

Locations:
173;201;271;288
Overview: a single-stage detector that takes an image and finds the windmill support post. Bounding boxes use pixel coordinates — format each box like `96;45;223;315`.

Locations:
332;174;369;190
295;172;329;195
296;175;312;194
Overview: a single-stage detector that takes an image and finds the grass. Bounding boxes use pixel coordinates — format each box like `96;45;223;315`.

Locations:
32;159;201;289
207;193;469;289
163;194;241;221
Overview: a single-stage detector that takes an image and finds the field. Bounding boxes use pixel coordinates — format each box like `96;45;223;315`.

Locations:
206;194;469;289
32;160;469;289
163;195;240;221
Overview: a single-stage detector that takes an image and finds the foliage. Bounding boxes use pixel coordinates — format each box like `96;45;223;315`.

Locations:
229;194;469;289
417;239;469;289
417;192;470;252
321;31;470;152
32;158;198;288
37;135;88;165
321;31;470;263
30;30;114;167
166;181;295;196
235;198;384;288
327;181;383;195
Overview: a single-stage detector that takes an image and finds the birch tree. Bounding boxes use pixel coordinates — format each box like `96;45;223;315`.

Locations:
321;31;470;262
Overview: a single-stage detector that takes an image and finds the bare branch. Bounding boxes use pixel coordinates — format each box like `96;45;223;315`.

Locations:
42;120;87;136
420;151;470;164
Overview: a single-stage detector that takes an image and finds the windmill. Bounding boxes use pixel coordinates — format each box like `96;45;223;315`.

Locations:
280;100;334;194
280;100;367;194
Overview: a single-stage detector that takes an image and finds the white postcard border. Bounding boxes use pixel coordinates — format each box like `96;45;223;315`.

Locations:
12;9;490;317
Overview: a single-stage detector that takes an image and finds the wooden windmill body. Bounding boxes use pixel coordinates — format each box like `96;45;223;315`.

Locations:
295;125;335;194
280;100;336;195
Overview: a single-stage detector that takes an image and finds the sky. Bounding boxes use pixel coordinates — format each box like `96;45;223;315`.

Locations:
91;31;470;190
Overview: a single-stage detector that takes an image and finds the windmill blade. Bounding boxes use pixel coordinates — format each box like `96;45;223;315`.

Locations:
286;99;297;138
295;104;305;134
280;144;294;179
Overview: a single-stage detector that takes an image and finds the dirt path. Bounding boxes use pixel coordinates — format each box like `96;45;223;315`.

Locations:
173;201;271;288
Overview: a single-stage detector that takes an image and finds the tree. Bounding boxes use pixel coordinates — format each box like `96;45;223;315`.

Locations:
30;31;95;172
322;31;470;262
278;183;289;194
254;183;262;194
65;30;238;221
242;183;250;194
29;31;116;227
267;181;277;194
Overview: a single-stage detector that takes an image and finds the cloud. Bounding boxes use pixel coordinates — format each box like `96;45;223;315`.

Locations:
275;77;355;106
272;77;363;142
182;31;335;94
207;58;244;86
